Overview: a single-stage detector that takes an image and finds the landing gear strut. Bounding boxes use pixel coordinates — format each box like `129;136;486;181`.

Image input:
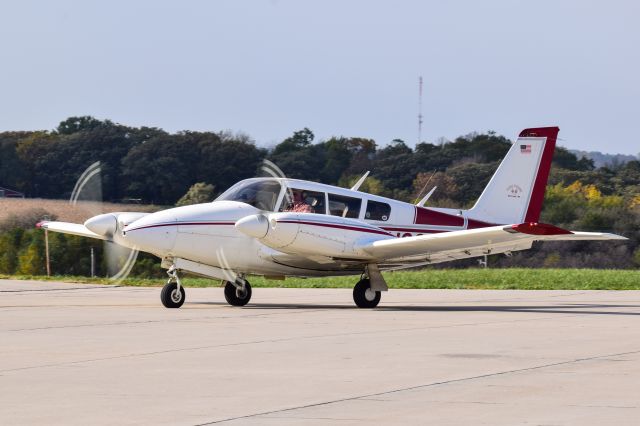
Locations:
223;277;252;306
161;267;185;308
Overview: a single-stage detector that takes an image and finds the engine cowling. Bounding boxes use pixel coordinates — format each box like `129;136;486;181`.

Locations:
85;212;150;238
235;212;393;259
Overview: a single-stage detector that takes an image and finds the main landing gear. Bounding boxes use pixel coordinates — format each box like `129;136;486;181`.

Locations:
223;277;252;306
352;265;387;308
353;278;381;308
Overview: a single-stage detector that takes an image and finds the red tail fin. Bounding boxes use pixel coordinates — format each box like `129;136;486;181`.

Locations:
520;127;559;223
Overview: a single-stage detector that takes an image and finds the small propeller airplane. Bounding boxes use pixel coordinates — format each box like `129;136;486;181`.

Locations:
40;127;626;308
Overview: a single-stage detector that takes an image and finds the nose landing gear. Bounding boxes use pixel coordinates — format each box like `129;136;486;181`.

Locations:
161;266;185;308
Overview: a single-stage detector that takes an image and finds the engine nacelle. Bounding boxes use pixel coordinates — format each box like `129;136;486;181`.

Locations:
85;212;150;238
235;212;393;259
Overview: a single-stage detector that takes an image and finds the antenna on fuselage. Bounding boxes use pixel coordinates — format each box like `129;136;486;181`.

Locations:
413;168;437;205
416;186;438;207
350;171;370;191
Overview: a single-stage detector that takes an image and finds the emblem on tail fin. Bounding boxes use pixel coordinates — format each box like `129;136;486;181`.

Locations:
507;184;523;198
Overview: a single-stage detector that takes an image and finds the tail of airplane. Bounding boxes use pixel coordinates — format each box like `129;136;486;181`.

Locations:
466;127;559;225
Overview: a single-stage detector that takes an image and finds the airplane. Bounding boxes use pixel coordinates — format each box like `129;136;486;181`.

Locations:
40;127;626;309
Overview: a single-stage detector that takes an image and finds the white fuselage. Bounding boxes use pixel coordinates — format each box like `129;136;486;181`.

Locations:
115;178;495;278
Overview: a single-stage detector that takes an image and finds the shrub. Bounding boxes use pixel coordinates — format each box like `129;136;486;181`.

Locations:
176;182;215;206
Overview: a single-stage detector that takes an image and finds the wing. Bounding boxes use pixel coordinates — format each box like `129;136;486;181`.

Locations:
38;221;110;241
357;223;626;266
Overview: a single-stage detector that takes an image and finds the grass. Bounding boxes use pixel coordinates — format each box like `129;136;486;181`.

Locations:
2;268;640;290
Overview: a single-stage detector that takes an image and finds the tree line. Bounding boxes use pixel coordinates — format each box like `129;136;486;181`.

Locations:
1;116;639;275
1;116;597;204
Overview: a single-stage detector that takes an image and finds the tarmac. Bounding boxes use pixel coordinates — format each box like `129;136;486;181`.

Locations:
1;279;639;425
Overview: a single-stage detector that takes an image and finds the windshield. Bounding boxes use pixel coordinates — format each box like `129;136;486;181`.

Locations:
217;179;282;211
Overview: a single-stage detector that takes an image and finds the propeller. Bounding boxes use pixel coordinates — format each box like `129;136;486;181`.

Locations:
70;161;140;282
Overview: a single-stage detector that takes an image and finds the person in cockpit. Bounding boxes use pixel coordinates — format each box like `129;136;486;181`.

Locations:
285;190;314;213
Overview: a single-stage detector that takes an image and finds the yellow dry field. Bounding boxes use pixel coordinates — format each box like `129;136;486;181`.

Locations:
0;198;162;224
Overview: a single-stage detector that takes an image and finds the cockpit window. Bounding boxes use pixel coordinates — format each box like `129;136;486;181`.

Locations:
217;180;282;211
328;193;361;218
365;200;391;221
280;188;326;214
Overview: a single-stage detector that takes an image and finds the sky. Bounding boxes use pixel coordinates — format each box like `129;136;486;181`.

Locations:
1;0;639;154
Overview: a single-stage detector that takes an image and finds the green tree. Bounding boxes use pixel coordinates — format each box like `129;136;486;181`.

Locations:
268;128;326;181
412;171;458;207
0;131;33;192
17;232;45;275
0;229;24;274
121;133;201;204
341;137;377;179
319;137;352;184
271;128;314;155
633;248;640;267
14;117;158;200
553;146;594;171
176;182;216;206
196;132;265;193
339;175;390;197
372;139;416;196
446;162;498;207
56;116;105;135
413;131;510;175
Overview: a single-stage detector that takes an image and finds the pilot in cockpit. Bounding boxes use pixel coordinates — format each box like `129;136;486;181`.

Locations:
285;190;314;213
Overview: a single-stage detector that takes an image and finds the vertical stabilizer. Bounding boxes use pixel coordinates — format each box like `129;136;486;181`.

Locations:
467;127;558;225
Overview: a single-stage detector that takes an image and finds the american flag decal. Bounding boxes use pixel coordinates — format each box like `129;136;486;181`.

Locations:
520;144;531;154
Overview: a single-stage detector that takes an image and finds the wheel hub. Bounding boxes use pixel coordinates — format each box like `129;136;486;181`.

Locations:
171;289;182;303
364;288;376;301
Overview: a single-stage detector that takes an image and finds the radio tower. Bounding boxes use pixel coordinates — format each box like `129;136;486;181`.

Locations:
417;76;423;144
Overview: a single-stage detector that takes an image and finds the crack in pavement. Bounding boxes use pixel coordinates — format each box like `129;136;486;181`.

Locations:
193;349;640;425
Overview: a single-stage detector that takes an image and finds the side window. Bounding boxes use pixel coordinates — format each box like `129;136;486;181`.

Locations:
328;194;362;218
281;188;326;214
365;200;391;221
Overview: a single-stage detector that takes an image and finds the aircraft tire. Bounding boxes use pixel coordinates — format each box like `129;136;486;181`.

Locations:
353;278;381;308
224;281;252;306
161;282;185;308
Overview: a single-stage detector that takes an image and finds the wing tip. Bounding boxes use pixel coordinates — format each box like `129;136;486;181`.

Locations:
579;232;629;241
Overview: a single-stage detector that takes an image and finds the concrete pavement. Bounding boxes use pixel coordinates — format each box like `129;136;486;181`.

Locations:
1;279;639;425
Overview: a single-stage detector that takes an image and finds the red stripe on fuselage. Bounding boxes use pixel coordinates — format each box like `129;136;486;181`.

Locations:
413;206;465;227
125;221;235;232
466;218;496;229
381;226;443;234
